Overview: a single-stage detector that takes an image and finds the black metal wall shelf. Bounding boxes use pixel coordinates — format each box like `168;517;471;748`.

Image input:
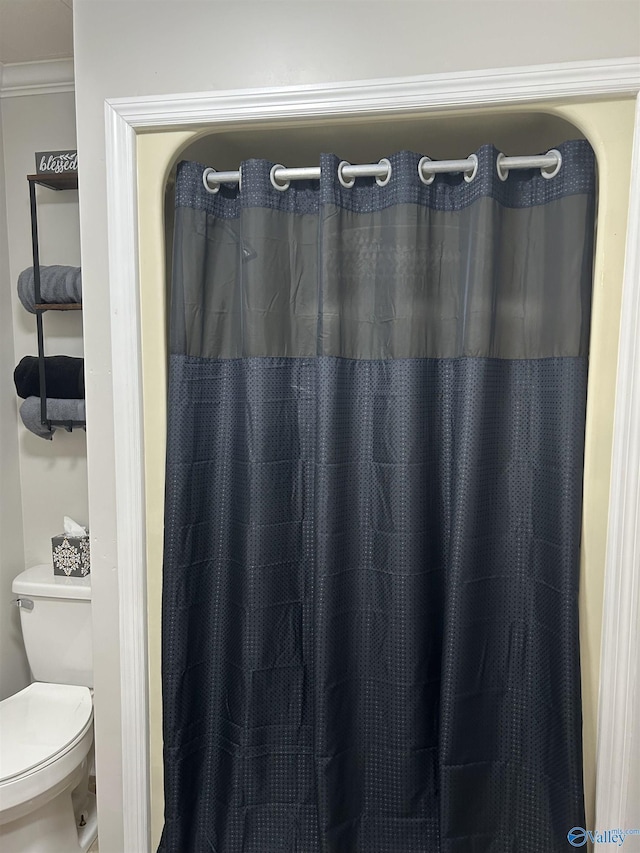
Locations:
27;171;85;433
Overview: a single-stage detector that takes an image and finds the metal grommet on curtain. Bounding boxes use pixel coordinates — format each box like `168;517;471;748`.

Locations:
270;164;290;191
418;156;435;185
338;161;356;188
496;153;509;182
464;154;478;183
541;149;562;179
375;158;392;187
202;167;220;194
237;165;242;192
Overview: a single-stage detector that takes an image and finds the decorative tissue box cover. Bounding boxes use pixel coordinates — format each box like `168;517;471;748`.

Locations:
52;534;90;577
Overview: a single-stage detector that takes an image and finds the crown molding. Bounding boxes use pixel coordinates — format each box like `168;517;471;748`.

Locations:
0;58;74;99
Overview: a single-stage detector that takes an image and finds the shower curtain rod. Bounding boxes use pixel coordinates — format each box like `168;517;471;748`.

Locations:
202;149;562;192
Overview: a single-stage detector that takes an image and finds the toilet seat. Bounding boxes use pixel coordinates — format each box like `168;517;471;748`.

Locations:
0;684;94;824
0;683;93;784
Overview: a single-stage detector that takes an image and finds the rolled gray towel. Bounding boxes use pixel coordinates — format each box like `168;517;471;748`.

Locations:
19;397;86;440
18;265;82;313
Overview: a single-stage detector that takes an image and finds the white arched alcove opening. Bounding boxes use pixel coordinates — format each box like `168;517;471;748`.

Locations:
103;60;640;851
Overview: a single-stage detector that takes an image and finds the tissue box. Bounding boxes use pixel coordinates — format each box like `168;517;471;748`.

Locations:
51;533;90;577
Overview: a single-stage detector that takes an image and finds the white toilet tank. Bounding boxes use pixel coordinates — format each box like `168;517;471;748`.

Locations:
12;565;93;688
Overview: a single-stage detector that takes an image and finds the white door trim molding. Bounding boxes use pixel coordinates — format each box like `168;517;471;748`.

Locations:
595;93;640;841
104;99;149;853
108;57;640;128
104;57;640;851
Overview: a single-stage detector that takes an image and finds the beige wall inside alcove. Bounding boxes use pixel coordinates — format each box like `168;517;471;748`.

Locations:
136;98;636;848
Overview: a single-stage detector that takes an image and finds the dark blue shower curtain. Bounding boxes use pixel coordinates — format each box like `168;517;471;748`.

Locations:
160;142;595;853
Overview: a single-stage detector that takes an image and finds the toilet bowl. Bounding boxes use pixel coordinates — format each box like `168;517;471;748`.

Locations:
0;683;97;853
2;565;97;852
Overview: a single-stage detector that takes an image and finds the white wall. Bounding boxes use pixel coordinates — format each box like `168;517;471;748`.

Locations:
0;99;29;701
1;91;88;564
0;89;88;698
72;3;640;851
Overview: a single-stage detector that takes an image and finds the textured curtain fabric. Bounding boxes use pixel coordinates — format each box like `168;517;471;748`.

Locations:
160;141;595;853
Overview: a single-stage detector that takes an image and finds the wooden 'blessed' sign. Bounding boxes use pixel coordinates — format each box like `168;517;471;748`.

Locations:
35;150;78;175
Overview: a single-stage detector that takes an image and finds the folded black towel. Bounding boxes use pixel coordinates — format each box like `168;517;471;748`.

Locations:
18;265;82;313
19;397;86;440
14;356;84;400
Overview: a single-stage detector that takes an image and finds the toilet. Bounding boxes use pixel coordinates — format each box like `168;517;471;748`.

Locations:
0;565;97;853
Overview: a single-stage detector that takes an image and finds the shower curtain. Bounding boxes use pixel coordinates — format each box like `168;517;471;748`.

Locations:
160;141;596;853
